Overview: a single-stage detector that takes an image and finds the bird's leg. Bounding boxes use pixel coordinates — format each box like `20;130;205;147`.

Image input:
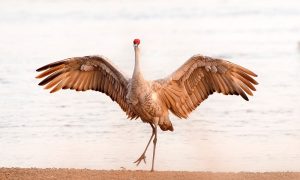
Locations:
134;123;155;166
151;123;158;172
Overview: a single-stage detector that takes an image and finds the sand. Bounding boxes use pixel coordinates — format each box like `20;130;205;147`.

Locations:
1;168;299;180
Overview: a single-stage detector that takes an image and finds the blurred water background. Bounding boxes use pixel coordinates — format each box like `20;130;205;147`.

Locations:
0;0;300;172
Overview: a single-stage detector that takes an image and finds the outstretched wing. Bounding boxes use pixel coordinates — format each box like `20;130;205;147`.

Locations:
154;54;258;119
36;55;138;119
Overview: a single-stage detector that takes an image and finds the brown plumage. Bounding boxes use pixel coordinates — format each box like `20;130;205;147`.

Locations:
36;56;138;119
36;39;258;171
155;55;258;119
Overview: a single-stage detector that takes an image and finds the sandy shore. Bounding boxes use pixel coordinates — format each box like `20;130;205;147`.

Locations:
1;168;299;180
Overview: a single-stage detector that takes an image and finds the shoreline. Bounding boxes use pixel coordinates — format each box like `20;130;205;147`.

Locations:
1;168;300;180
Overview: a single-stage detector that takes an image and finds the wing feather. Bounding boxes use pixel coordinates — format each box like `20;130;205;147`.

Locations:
154;55;258;119
36;55;138;119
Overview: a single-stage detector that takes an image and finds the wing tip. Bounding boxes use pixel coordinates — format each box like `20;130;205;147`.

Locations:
38;81;44;86
240;92;249;101
50;87;61;93
36;65;50;72
241;96;249;101
36;60;66;72
249;71;258;77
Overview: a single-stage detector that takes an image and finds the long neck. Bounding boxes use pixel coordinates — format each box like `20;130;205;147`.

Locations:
133;46;144;80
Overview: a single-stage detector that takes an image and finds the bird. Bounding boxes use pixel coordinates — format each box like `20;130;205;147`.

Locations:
36;38;258;172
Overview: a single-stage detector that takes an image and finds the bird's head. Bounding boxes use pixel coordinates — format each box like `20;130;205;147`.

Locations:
133;39;140;47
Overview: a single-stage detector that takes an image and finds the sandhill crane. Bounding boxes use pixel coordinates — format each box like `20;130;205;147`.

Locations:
36;39;258;171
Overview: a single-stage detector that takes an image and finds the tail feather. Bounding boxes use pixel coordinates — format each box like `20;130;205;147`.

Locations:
158;116;174;131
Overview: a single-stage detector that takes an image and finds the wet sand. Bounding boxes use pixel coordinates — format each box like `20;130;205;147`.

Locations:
0;168;299;180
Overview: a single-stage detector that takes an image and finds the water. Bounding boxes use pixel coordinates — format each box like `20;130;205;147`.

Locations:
0;0;300;172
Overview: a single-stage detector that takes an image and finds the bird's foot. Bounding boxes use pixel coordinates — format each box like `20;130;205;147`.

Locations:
134;153;146;166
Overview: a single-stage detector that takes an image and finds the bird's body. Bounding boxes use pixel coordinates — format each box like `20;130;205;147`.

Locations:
127;79;173;130
36;39;258;171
